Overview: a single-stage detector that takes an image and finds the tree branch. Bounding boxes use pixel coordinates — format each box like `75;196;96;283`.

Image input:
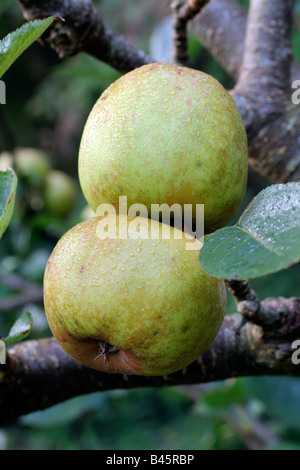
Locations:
17;0;152;73
231;0;299;182
236;0;295;110
190;0;300;84
247;102;300;182
1;302;299;423
191;0;247;79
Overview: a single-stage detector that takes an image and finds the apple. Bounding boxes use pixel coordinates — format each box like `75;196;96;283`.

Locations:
78;62;248;234
44;170;77;217
14;147;50;190
43;214;226;376
0;151;14;171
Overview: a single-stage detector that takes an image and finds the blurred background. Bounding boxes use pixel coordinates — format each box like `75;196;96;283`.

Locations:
0;0;300;450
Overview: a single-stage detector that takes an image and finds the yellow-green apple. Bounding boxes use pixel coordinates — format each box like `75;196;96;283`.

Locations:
78;62;248;234
15;147;50;189
44;170;77;217
43;214;226;376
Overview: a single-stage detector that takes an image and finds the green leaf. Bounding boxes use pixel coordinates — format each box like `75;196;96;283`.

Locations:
199;182;300;279
0;168;17;239
5;311;33;347
0;17;54;77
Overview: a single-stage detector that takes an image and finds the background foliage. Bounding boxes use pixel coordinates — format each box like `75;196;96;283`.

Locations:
0;0;300;450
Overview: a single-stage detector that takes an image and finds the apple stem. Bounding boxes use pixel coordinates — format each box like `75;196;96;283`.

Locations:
94;341;119;363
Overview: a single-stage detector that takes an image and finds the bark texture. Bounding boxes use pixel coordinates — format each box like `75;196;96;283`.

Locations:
1;306;299;423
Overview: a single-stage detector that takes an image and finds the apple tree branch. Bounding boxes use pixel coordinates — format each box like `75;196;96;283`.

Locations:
17;0;152;73
1;298;300;423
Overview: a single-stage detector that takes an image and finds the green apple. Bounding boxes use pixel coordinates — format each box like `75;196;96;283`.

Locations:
14;147;50;189
43;214;226;376
0;151;13;171
44;170;77;217
78;62;248;234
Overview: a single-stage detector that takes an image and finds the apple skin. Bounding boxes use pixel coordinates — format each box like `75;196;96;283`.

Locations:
78;62;248;234
43;214;227;376
44;170;77;217
15;147;50;190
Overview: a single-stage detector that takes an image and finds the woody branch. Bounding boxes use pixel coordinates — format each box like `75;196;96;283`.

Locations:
1;296;300;423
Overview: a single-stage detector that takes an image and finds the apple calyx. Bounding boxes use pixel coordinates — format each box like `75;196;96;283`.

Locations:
94;341;119;363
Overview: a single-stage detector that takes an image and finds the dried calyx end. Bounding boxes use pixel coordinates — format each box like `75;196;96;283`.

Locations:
94;340;119;363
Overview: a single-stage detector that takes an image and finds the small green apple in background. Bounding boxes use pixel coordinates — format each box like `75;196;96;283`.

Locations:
0;151;14;171
79;62;248;234
7;148;77;217
43;215;226;376
14;147;50;190
44;169;77;217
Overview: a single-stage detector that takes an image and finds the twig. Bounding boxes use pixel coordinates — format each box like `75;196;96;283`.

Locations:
225;279;259;305
225;279;260;333
225;280;300;339
171;0;210;65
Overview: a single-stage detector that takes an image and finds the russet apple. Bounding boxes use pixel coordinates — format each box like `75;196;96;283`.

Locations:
78;62;248;234
43;215;226;376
